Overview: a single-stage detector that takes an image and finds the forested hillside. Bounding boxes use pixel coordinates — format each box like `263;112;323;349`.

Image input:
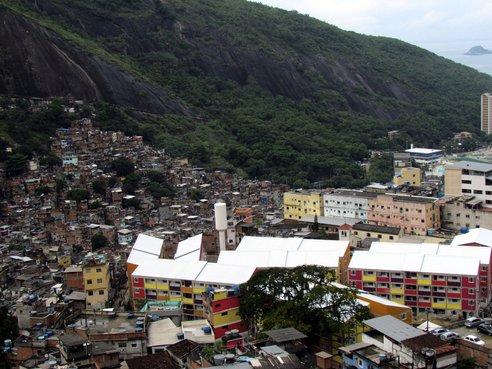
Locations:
0;0;491;186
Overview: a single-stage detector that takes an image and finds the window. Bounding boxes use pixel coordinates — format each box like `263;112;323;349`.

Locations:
462;180;472;184
97;278;102;284
221;312;228;316
131;343;137;348
118;343;126;348
474;190;483;194
87;279;92;285
99;290;104;295
389;236;394;240
96;268;102;273
88;291;93;296
463;189;472;194
350;270;356;276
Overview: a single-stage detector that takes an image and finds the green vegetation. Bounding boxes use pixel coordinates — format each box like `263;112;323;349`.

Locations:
91;232;109;250
5;153;28;177
92;178;108;196
68;188;90;202
111;157;135;177
367;154;394;184
239;266;370;342
1;0;492;185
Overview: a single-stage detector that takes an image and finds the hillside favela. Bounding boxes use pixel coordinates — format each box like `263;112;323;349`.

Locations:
2;1;492;369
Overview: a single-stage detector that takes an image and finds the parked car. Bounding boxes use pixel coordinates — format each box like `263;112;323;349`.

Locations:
440;331;459;341
463;335;485;346
465;317;484;328
477;323;492;336
431;328;448;336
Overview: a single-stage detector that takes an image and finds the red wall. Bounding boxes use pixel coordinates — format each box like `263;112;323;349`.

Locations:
213;321;247;339
211;296;240;313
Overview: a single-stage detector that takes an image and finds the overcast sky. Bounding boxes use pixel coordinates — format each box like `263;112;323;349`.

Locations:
253;0;492;51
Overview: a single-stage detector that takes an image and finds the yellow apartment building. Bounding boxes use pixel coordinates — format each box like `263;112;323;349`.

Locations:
393;167;421;187
283;191;323;220
83;256;110;309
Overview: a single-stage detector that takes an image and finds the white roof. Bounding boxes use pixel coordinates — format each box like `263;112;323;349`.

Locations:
133;259;207;281
235;236;303;251
174;234;202;260
127;249;160;266
357;292;408;308
405;148;443;154
147;318;181;347
438;245;491;264
174;249;201;262
217;250;288;268
451;228;492;248
350;251;480;275
420;255;479;276
195;263;256;285
285;251;340;268
181;319;215;344
370;242;491;265
370;242;440;255
236;236;348;255
133;234;164;256
297;239;349;257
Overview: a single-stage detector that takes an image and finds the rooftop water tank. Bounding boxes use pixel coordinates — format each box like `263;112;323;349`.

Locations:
214;354;226;366
214;202;227;231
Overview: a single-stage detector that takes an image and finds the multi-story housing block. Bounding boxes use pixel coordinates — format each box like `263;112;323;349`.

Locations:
481;92;492;134
445;161;492;208
348;242;490;317
203;288;246;339
283;191;323;220
131;260;255;331
367;194;440;235
83;255;110;309
441;195;492;231
323;190;376;221
393;167;421;187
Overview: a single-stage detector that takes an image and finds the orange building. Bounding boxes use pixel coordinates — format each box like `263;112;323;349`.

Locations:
367;194;440;236
357;292;412;324
481;93;492;135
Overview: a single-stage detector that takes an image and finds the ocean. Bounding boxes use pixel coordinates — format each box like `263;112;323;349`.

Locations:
419;39;492;76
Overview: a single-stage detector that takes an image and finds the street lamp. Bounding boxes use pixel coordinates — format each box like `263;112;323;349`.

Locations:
425;308;433;332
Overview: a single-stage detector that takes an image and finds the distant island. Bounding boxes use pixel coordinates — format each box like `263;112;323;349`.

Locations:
465;46;492;56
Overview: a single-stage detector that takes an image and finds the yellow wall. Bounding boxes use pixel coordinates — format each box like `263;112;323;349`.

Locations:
357;295;413;324
393;167;421;187
83;262;110;309
283;192;323;220
211;308;242;326
444;167;462;196
58;255;71;268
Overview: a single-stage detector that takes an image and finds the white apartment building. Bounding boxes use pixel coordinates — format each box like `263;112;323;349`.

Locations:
323;190;376;220
445;161;492;208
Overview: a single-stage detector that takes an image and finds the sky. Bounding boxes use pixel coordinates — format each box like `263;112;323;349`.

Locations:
253;0;492;51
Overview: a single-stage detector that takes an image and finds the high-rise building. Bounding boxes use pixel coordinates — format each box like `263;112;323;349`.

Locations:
481;93;492;134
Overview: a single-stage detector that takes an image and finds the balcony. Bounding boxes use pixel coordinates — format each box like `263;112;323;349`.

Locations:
447;292;461;299
404;278;417;285
181;286;193;294
446;300;462;310
432;301;446;309
364;286;375;292
405;300;417;307
376;288;390;294
390;287;404;295
144;282;157;289
376;276;390;282
417;290;431;296
170;286;181;292
390;278;404;283
405;289;417;296
417;278;431;286
182;297;194;305
432;292;446;297
193;286;205;294
156;283;169;291
432;280;447;287
362;274;376;282
390;296;404;304
447;281;461;287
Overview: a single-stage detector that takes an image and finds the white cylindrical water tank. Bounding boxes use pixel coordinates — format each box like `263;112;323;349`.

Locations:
214;202;227;231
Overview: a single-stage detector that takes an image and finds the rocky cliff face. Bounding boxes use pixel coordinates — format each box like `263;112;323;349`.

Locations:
0;7;191;115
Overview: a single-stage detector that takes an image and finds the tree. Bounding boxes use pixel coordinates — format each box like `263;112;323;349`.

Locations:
68;188;90;202
5;153;28;177
111;157;135;177
367;153;394;184
91;232;109;250
239;266;370;342
40;152;62;168
92;178;108;196
122;173;141;194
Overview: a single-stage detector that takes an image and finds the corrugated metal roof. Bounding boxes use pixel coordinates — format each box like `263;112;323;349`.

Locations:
363;315;425;342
